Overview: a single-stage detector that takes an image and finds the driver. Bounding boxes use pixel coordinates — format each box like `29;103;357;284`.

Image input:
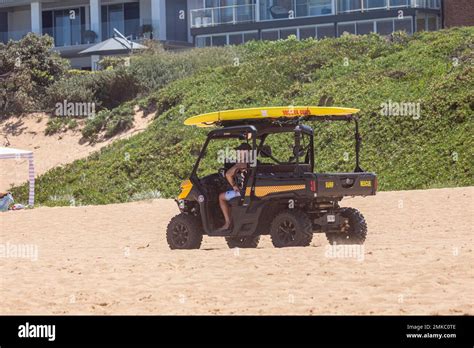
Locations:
217;143;251;231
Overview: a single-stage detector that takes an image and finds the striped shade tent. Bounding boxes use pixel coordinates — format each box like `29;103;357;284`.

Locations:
0;147;35;206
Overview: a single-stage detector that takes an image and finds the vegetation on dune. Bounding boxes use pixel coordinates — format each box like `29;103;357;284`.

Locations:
9;28;474;206
0;34;69;116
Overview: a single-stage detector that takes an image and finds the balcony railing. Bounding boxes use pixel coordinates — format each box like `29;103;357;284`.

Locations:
191;4;256;28
337;0;441;13
190;0;440;28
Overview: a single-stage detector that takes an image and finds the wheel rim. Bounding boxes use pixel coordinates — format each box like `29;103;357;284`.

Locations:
277;219;296;243
172;223;189;247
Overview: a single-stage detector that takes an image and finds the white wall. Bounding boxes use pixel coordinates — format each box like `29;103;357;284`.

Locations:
69;56;92;69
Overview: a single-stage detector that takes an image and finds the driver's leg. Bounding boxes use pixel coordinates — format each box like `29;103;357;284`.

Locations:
218;192;231;230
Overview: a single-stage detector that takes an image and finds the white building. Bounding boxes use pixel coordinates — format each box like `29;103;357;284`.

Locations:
0;0;442;69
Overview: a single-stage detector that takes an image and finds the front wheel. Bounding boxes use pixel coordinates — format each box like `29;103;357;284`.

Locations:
166;213;203;250
326;208;367;245
225;236;260;249
270;210;313;248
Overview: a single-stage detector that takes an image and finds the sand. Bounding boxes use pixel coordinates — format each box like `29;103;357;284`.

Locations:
0;186;472;315
0;111;153;192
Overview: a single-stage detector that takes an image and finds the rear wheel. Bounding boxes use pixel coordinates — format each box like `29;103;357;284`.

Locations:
270;210;313;248
326;208;367;245
166;213;203;250
225;236;260;249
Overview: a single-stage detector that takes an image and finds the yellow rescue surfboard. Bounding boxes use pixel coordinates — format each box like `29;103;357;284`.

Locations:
184;106;359;127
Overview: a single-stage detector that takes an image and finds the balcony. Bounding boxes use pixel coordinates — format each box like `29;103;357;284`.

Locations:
190;0;441;28
191;4;256;28
337;0;441;13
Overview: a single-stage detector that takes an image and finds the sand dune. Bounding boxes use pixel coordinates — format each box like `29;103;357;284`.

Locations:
0;187;472;315
0;111;153;192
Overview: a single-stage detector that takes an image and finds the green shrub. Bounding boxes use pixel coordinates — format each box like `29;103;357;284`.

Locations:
46;68;141;112
128;44;239;92
45;117;66;135
0;33;69;116
81;103;135;141
67;118;78;130
81;109;110;140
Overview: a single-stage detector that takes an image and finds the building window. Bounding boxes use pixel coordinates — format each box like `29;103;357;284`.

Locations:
42;8;86;47
300;26;316;39
427;15;438;31
280;28;297;39
317;24;335;38
0;12;7;44
229;33;244;45
357;21;375;35
416;16;425;31
364;0;387;10
295;0;333;17
375;19;394;35
260;0;333;20
243;31;259;42
338;23;356;35
390;0;409;7
212;35;227;46
262;30;279;40
196;31;258;47
337;0;362;13
101;2;140;41
196;36;212;47
415;13;438;32
394;17;412;34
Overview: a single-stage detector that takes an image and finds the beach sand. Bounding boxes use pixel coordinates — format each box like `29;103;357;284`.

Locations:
0;187;472;315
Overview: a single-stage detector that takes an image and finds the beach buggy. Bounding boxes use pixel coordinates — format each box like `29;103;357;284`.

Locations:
166;106;377;249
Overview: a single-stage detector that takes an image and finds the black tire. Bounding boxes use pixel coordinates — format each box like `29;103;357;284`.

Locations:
225;236;260;249
166;213;203;250
326;208;367;245
270;210;313;248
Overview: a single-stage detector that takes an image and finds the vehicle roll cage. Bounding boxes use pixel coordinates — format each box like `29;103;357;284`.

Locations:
189;115;364;184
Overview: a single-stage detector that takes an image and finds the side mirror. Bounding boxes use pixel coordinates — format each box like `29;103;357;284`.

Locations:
260;145;272;158
293;145;305;157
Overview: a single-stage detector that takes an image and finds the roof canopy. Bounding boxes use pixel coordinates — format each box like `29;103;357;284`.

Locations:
0;147;33;159
79;37;148;56
184;106;360;127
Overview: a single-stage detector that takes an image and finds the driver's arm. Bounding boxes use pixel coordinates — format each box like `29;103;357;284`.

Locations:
225;163;246;192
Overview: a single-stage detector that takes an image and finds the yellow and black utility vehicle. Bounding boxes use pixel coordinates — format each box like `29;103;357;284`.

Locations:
167;106;377;249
